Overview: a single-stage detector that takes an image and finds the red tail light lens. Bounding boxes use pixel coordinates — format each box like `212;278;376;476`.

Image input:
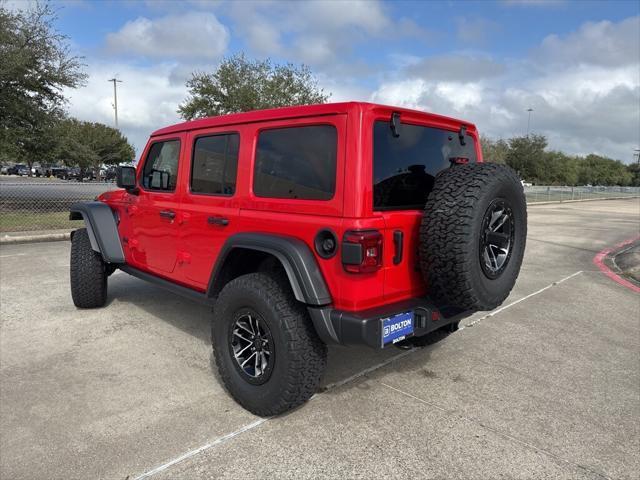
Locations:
342;230;383;273
450;157;469;165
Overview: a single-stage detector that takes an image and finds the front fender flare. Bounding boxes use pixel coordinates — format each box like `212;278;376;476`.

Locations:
208;233;332;306
69;201;125;264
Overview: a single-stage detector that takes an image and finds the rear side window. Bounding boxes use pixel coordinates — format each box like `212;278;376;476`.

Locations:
142;140;181;191
191;133;239;195
373;121;477;210
254;125;337;200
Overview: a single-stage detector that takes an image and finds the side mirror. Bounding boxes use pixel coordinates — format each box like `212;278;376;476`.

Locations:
116;166;138;192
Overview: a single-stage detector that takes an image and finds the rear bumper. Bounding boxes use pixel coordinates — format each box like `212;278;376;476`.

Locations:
307;298;472;349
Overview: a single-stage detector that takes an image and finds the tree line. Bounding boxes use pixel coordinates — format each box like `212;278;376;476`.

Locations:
0;4;134;178
481;135;639;187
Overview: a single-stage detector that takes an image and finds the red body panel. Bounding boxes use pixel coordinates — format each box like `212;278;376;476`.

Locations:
101;102;482;312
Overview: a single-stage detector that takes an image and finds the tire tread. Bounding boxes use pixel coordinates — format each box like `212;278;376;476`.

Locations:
70;228;108;308
213;273;327;417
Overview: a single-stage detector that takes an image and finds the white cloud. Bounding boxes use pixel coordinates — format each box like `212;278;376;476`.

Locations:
371;79;428;110
455;17;499;44
370;16;640;163
407;55;506;82
64;62;188;157
297;0;390;34
228;0;429;67
535;16;640;68
105;12;229;60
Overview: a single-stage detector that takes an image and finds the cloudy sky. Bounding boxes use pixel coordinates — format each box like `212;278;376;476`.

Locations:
15;0;640;162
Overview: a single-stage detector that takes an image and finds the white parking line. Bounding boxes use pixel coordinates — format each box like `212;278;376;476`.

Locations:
0;253;27;258
132;349;417;480
460;270;583;330
132;270;585;479
133;419;268;480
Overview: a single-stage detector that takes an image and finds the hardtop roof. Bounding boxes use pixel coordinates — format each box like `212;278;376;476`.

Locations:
151;101;476;137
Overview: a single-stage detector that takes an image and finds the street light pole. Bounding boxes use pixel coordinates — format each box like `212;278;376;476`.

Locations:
526;108;534;137
108;78;123;128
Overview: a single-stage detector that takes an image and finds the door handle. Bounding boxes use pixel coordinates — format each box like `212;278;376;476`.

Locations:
159;210;176;219
393;230;403;265
208;216;229;226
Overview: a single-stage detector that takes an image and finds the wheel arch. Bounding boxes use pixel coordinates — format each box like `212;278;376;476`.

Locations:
69;201;125;264
208;233;332;307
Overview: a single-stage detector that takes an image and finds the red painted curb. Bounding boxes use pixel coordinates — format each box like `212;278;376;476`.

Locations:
592;236;640;293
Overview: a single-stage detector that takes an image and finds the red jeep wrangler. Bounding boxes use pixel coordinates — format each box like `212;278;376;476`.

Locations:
69;102;526;416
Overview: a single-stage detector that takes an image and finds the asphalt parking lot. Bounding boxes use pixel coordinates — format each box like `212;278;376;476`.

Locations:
1;199;639;480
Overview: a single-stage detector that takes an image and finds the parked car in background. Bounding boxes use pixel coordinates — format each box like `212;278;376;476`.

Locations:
102;167;117;182
0;165;8;175
8;164;29;176
32;165;47;177
51;167;70;180
68;168;92;181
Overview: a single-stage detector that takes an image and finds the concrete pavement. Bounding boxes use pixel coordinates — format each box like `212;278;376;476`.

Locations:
1;199;639;479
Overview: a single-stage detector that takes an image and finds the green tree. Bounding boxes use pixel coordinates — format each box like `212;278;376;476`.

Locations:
178;53;330;120
537;151;579;186
577;154;632;186
480;137;509;164
505;135;547;182
0;3;86;172
627;163;640;187
54;119;135;179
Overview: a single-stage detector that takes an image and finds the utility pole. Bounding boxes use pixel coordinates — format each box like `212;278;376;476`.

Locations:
108;78;123;128
526;108;534;137
634;148;640;165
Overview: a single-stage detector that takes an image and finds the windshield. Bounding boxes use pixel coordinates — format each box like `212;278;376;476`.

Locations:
373;120;477;210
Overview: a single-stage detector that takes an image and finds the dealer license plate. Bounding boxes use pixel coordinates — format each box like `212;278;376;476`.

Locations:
381;311;414;346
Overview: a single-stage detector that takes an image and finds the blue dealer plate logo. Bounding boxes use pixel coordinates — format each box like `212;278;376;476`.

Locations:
381;311;414;345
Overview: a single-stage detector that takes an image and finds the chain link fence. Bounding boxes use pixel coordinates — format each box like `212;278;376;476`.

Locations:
0;179;117;233
524;185;640;203
1;179;639;233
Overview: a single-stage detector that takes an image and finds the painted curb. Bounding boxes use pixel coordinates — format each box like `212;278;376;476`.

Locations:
593;236;640;294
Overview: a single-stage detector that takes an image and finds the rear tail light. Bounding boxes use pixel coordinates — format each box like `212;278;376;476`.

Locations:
450;157;469;165
342;230;383;273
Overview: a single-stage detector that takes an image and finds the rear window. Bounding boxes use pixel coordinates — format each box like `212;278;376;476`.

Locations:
254;125;337;200
191;133;239;195
373;121;477;210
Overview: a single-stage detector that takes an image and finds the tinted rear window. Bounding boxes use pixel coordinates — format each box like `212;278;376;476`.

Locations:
191;133;239;195
254;125;337;200
373;121;477;210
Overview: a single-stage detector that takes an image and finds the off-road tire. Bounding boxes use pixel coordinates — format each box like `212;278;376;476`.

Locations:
70;228;108;308
212;272;327;417
420;163;527;311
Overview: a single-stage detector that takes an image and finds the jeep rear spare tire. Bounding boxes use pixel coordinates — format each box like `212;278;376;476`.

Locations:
419;163;527;311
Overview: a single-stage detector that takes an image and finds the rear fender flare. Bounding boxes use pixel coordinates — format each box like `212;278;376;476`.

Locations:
208;233;332;306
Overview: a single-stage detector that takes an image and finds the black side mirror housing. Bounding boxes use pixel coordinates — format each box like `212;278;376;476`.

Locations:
116;166;138;193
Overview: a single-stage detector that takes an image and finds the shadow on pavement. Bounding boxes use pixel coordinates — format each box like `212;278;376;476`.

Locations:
106;271;452;392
